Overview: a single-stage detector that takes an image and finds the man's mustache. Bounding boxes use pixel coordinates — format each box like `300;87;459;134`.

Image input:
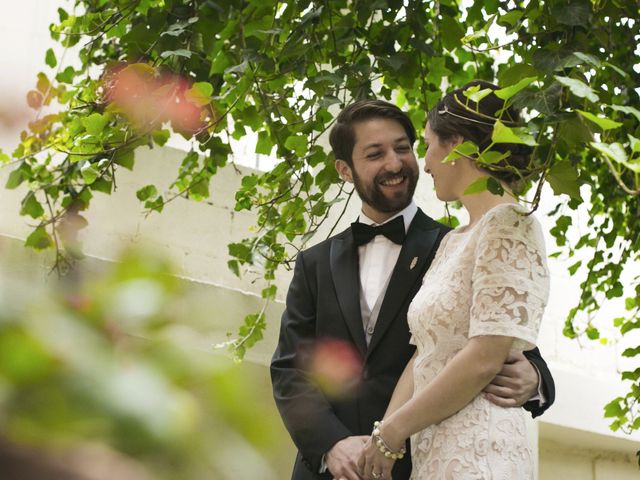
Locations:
375;168;414;184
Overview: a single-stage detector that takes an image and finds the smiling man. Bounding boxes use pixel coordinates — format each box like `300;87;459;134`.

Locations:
270;100;555;480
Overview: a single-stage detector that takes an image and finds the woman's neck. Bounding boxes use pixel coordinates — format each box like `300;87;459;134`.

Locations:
460;187;517;228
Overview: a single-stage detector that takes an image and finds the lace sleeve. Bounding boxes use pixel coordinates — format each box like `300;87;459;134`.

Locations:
469;206;550;350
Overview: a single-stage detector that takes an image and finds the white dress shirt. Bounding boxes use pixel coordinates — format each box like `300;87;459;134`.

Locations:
357;201;418;310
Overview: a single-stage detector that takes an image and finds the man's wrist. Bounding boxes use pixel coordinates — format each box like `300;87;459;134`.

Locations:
529;362;546;406
319;454;328;473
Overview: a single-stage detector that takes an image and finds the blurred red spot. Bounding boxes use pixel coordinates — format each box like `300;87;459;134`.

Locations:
26;90;43;109
101;62;213;135
305;338;363;398
66;294;92;313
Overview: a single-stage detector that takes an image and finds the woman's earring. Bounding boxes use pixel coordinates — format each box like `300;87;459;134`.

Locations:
451;161;456;167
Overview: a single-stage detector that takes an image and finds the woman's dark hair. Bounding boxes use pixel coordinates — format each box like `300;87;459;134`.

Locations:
329;99;416;166
427;80;533;188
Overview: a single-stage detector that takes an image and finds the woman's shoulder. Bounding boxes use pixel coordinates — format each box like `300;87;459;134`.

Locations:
479;203;545;244
484;202;528;223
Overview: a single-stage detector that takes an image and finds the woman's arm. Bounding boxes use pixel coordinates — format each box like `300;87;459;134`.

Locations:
382;335;514;447
383;351;417;419
358;335;515;479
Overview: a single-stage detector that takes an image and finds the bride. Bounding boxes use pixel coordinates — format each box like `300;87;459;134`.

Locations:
358;80;550;479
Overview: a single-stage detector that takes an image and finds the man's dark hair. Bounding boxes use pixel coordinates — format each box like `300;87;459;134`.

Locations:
329;100;417;166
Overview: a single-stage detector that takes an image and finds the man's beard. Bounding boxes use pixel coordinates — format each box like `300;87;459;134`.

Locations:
352;166;418;214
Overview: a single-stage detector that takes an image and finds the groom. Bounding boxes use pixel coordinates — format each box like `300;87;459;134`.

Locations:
271;100;555;480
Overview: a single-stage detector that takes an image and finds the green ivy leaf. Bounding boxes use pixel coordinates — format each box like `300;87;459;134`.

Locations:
477;150;509;165
231;312;266;360
36;72;50;94
80;163;100;185
603;61;629;78
611;105;640;124
436;215;460;228
586;324;600;340
91;178;112;194
551;1;591;27
225;60;248;74
494;76;537;100
621;368;640;381
622;347;640;358
498;10;524;27
547;161;581;200
152;129;171;146
185;82;213;107
81;113;109;137
573;52;601;68
45;48;57;68
5;166;27;189
604;398;625;418
114;149;134;170
144;196;164;213
444;141;478;163
440;15;464;50
256;130;273;155
209;50;231;75
468;88;494;104
228;241;253;264
576;110;622;131
25;226;52;249
591;142;640;173
261;285;277;300
568;260;582;275
20;192;45;219
55;66;76;84
189;178;210;199
491;120;537;146
463;177;488;195
555;76;599;102
160;49;192;59
136;185;158;201
499;64;539;88
284;135;308;156
486;177;504;196
227;259;240;277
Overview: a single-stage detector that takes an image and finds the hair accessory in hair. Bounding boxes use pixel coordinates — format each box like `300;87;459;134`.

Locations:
452;93;523;127
437;105;498;126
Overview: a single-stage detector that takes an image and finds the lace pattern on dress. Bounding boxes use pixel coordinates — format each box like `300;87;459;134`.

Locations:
406;204;549;479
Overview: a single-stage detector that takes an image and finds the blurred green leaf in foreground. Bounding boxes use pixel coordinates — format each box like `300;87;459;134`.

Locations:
0;240;290;480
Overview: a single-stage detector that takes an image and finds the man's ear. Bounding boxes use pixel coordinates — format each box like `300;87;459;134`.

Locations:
335;159;353;183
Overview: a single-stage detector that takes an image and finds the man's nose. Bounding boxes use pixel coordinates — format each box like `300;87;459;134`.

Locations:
385;151;403;171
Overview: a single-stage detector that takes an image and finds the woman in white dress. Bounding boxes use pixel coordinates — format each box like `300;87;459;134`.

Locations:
358;80;550;480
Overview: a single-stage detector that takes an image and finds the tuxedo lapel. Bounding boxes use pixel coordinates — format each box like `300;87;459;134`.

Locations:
367;210;441;356
330;233;368;357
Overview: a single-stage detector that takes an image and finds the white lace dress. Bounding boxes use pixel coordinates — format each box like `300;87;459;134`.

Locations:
407;203;549;479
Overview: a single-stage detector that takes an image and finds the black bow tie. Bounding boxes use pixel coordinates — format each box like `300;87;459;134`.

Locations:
351;215;406;247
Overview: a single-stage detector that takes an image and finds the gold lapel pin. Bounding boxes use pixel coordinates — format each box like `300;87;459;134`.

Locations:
409;257;418;270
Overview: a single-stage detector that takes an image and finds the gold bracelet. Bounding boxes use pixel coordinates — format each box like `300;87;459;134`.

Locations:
372;421;406;460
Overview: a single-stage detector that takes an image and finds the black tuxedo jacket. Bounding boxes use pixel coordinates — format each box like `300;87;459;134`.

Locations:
271;209;555;480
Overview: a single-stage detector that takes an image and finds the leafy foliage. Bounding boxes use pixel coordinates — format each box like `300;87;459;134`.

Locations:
4;0;640;444
0;244;289;479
